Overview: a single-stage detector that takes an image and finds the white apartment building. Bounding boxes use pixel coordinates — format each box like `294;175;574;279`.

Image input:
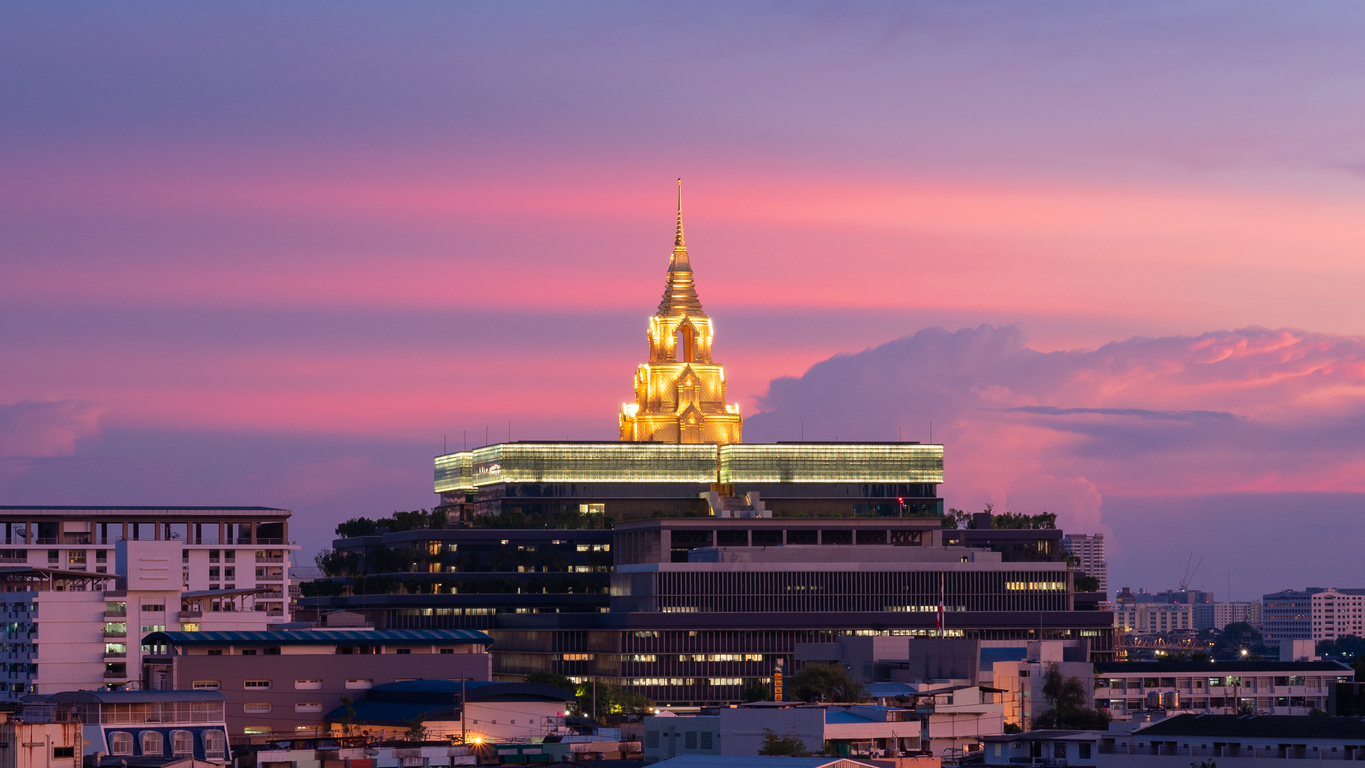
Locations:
1061;534;1107;596
1114;603;1192;635
0;507;298;700
1312;589;1365;641
1214;602;1261;631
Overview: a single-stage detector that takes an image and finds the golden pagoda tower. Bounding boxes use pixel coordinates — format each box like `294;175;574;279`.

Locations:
619;181;743;444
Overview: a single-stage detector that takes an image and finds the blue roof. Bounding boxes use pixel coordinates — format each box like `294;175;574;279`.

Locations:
824;710;877;724
143;629;492;646
326;701;456;726
865;682;919;697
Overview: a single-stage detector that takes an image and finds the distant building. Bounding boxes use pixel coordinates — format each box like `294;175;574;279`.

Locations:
1093;660;1354;718
1194;601;1262;632
1262;589;1324;646
1061;534;1107;595
1114;602;1192;636
47;689;230;764
323;680;576;743
1311;588;1365;642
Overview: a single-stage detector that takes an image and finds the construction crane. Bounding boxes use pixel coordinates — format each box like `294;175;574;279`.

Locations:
1179;553;1204;596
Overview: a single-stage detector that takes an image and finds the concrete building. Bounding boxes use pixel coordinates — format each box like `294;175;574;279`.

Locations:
142;629;492;735
0;710;83;768
323;680;575;743
1061;534;1107;596
45;689;230;764
1092;660;1354;718
990;642;1094;731
643;705;927;763
1118;714;1365;764
1113;602;1192;636
1311;588;1365;641
1261;588;1321;646
1193;601;1262;632
984;730;1109;767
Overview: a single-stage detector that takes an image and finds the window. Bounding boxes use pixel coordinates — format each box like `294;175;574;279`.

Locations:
209;567;220;581
645;732;659;749
141;731;164;756
108;732;133;756
172;731;193;756
1079;743;1092;759
396;648;411;654
243;727;269;735
209;550;220;563
53;747;75;759
295;679;323;690
346;679;373;689
244;703;271;713
244;679;271;689
225;550;235;562
440;648;455;654
296;702;324;713
206;649;223;656
192;680;221;690
1054;743;1066;759
685;732;697;749
224;567;235;580
202;730;226;760
241;649;257;656
700;732;713;750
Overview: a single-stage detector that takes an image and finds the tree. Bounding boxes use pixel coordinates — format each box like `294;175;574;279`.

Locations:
787;664;868;703
757;729;808;756
524;671;576;692
741;681;770;703
403;711;429;742
338;695;357;736
1318;635;1365;660
584;683;653;719
1075;574;1100;593
1214;622;1266;657
1035;663;1111;730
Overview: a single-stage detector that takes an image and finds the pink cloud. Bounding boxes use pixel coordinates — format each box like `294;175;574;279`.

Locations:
747;325;1365;534
0;400;102;458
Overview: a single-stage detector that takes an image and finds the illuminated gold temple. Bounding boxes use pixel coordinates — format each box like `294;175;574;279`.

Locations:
619;181;743;445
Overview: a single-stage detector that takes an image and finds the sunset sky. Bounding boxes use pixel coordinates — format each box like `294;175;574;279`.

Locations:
4;3;1365;596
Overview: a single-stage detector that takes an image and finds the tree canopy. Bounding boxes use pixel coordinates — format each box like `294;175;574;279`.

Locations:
1034;663;1111;730
335;509;448;538
787;664;868;703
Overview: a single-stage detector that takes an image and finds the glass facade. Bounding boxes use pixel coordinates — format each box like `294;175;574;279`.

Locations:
719;443;943;484
435;441;946;493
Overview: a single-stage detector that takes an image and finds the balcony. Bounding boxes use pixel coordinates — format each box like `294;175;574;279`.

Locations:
103;611;127;620
102;651;126;660
103;670;128;680
255;554;284;563
103;630;126;639
177;611;203;621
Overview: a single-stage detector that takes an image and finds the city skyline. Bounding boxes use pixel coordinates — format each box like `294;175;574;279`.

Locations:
4;4;1365;596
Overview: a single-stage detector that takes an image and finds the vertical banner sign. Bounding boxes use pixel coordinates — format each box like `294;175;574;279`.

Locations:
774;659;784;701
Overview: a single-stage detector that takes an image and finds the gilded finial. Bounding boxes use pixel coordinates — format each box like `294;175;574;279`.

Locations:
674;178;685;249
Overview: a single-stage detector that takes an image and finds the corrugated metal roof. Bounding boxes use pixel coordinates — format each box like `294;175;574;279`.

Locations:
653;757;878;768
1095;660;1351;673
48;690;228;703
325;701;458;725
143;629;492;646
1137;714;1365;739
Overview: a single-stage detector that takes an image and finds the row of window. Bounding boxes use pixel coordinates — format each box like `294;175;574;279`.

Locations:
245;702;324;713
193;678;370;690
106;729;225;759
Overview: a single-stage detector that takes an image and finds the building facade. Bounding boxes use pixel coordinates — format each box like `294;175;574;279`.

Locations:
46;689;230;764
1193;602;1262;632
143;628;492;736
1262;589;1321;646
1061;534;1107;596
1092;660;1354;718
1311;589;1365;642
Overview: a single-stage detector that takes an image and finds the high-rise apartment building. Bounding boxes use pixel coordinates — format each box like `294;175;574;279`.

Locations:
1311;589;1365;641
0;507;298;698
1192;602;1262;632
1262;589;1322;646
1061;533;1107;595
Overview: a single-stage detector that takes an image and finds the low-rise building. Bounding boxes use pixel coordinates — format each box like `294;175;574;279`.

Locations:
1092;660;1354;719
142;629;492;735
983;729;1110;767
322;680;575;743
643;705;924;763
1119;714;1365;764
46;689;230;765
0;709;83;768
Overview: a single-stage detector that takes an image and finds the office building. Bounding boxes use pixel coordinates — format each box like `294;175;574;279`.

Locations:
1311;588;1365;641
1193;602;1262;632
1061;534;1107;595
142;628;492;736
1262;589;1322;646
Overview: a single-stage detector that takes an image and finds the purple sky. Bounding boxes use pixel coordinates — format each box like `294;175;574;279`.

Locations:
4;3;1365;596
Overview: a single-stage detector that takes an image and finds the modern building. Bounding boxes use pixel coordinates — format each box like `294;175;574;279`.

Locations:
1092;660;1355;718
1311;588;1365;641
1262;589;1322;646
1061;534;1107;595
141;629;493;735
46;689;231;764
0;537;294;701
990;643;1095;730
1193;601;1262;632
1112;602;1192;636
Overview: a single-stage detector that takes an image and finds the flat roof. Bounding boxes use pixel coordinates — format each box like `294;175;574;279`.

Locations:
0;506;290;517
143;629;492;646
48;690;227;703
1096;661;1353;674
1136;714;1365;739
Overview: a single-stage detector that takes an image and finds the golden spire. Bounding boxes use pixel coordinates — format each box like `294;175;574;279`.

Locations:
674;178;685;249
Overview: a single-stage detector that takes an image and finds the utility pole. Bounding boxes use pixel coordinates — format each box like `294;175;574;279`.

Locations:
460;675;467;744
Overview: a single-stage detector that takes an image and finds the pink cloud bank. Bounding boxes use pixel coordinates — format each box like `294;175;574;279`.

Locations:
746;325;1365;537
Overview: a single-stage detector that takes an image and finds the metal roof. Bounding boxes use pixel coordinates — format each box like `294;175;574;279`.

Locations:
143;629;492;646
1137;714;1365;739
48;690;227;704
653;758;879;768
